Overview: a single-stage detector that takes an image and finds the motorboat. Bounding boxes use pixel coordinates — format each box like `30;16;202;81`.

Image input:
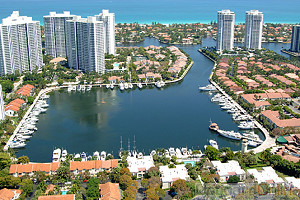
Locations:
16;134;31;139
124;83;129;90
242;132;263;143
81;152;87;161
100;151;106;160
150;150;156;156
110;84;114;90
169;148;176;156
128;83;133;89
93;151;100;160
221;104;234;110
137;83;143;89
61;150;68;162
155;81;161;88
67;85;73;92
106;84;110;89
247;139;260;147
86;85;92;91
119;83;124;91
209;139;219;150
160;81;166;87
9;141;26;149
209;121;219;131
217;129;242;140
238;121;256;129
199;84;217;91
233;115;249;121
52;148;61;162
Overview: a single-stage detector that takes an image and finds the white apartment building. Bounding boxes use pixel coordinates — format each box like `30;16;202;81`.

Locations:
0;11;42;75
65;16;105;73
44;11;77;58
159;164;190;189
0;85;4;120
247;166;284;186
217;10;235;52
127;155;155;178
211;160;246;182
245;10;263;49
95;10;115;55
291;25;300;53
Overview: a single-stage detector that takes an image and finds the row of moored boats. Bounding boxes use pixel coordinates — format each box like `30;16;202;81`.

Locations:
68;85;92;92
9;95;50;149
106;81;166;91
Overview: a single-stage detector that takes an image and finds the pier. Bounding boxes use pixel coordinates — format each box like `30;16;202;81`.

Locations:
199;49;276;153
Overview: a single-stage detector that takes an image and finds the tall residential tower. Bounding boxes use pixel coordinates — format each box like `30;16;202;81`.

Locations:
65;16;105;73
44;11;77;58
95;10;115;55
0;11;42;75
0;85;4;120
244;10;263;49
291;25;300;53
217;10;235;52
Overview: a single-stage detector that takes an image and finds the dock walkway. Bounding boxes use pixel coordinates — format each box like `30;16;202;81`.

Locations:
199;49;276;153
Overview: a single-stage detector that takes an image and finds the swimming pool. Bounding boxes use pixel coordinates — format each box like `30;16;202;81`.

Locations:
184;161;196;166
61;191;68;195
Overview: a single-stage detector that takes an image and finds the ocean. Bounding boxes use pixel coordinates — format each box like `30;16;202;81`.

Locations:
0;0;299;24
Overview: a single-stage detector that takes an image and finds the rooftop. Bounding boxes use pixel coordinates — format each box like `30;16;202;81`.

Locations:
211;160;245;177
247;166;284;184
159;164;189;183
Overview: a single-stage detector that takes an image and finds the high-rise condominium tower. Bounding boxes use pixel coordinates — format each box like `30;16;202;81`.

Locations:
0;85;4;120
44;11;77;58
291;25;300;53
65;16;105;73
217;10;235;52
95;10;115;55
0;11;42;75
245;10;263;49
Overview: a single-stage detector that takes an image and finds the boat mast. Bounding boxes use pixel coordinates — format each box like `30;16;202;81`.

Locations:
133;135;136;152
120;136;123;152
128;138;130;153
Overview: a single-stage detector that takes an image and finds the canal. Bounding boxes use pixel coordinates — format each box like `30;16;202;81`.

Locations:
16;37;291;162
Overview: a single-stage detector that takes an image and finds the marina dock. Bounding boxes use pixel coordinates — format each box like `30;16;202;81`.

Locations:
200;49;276;153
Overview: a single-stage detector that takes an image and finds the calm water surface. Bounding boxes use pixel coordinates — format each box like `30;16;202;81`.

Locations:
1;0;300;24
16;38;292;162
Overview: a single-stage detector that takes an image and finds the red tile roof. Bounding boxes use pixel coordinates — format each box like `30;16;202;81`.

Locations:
38;194;75;200
262;110;300;128
0;188;22;200
9;163;59;174
99;182;121;200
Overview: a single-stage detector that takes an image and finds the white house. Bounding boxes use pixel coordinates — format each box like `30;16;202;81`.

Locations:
285;177;300;190
159;164;190;189
211;160;246;182
127;155;155;178
247;166;284;186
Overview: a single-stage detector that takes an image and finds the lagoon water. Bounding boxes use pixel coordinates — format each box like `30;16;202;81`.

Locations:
16;37;291;162
1;0;300;24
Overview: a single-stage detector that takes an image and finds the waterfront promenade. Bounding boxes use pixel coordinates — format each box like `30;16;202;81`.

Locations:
200;49;276;153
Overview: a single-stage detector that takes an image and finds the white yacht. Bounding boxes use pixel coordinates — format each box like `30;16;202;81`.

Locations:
199;84;217;91
238;121;256;129
209;139;219;149
137;83;143;89
100;151;106;160
124;83;129;90
86;85;92;91
93;151;100;160
67;85;73;92
233;114;249;121
155;81;161;88
52;148;61;162
217;129;242;140
81;152;87;161
221;104;234;110
247;140;260;147
106;84;110;89
128;83;133;89
61;150;67;161
242;132;263;143
40;94;50;99
150;150;156;156
119;83;124;91
160;81;165;87
9;141;26;149
110;84;114;90
169;148;176;156
16;134;31;139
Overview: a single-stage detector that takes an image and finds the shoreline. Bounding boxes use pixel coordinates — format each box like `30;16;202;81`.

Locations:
198;49;276;153
3;61;194;151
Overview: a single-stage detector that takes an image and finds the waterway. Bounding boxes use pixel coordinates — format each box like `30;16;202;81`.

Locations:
16;38;291;162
